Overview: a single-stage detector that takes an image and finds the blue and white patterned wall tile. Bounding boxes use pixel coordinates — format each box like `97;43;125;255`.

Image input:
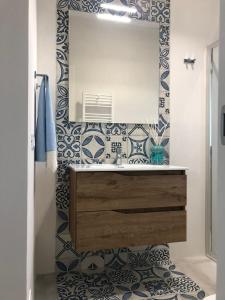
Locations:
159;91;170;112
160;46;170;70
103;123;127;136
57;160;76;183
158;112;170;137
161;69;170;93
105;135;127;164
160;24;170;47
57;9;69;32
56;183;70;209
127;124;150;137
68;0;105;13
127;0;151;21
57;134;81;161
150;0;170;24
56;87;69;126
56;10;69;52
82;122;105;135
70;123;82;135
57;51;69;86
57;210;69;235
128;136;150;164
81;132;106;164
57;0;70;10
66;0;150;20
55;0;172;275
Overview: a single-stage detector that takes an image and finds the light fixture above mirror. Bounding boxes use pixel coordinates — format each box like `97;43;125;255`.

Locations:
97;13;131;23
100;3;137;14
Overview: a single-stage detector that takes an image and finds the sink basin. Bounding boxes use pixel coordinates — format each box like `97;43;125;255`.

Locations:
70;164;188;172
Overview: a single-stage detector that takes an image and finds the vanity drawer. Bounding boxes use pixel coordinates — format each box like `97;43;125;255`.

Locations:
75;210;186;251
76;172;186;212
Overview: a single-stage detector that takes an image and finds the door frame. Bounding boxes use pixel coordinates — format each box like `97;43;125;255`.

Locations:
206;41;219;261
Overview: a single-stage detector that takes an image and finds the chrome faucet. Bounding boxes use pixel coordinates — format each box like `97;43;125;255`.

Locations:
114;147;122;166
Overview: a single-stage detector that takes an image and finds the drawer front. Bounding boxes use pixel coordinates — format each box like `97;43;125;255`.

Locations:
76;172;186;212
76;210;186;251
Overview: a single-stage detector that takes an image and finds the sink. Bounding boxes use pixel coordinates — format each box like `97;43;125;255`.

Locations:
70;164;188;172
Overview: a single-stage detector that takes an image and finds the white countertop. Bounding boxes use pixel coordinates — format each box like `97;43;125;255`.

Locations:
70;164;188;172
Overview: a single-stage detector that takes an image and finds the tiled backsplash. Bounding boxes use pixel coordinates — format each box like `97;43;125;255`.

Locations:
56;0;170;272
57;123;170;164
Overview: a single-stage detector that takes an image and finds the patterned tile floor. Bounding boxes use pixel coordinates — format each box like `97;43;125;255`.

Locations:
35;256;217;300
56;262;206;300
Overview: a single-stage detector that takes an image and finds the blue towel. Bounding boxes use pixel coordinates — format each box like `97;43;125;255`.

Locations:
35;76;57;169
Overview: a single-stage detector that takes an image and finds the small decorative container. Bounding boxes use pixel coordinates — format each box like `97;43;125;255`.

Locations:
150;145;164;165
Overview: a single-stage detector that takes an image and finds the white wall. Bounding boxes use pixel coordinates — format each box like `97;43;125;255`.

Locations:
217;0;225;298
35;0;57;275
27;0;37;298
0;0;36;298
69;12;159;124
170;0;219;259
211;44;219;257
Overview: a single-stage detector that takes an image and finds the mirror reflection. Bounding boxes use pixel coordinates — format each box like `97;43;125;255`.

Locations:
69;11;160;124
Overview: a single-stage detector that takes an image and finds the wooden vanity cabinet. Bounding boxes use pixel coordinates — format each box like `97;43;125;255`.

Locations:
69;170;187;252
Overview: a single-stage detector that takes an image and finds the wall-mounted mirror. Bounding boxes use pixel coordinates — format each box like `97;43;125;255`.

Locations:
69;10;160;124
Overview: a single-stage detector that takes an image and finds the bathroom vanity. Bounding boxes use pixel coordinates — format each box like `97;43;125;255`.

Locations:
69;164;187;251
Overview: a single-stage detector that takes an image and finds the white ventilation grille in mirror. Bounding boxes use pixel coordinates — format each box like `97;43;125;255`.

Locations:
82;92;113;123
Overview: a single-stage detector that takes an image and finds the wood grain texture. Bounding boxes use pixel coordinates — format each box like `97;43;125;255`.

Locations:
76;172;187;212
70;170;187;251
76;210;186;251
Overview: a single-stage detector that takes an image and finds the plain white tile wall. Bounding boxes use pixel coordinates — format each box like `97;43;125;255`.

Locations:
170;0;219;258
35;0;57;275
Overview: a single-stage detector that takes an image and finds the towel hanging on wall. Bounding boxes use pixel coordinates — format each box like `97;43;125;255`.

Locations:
35;75;57;172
